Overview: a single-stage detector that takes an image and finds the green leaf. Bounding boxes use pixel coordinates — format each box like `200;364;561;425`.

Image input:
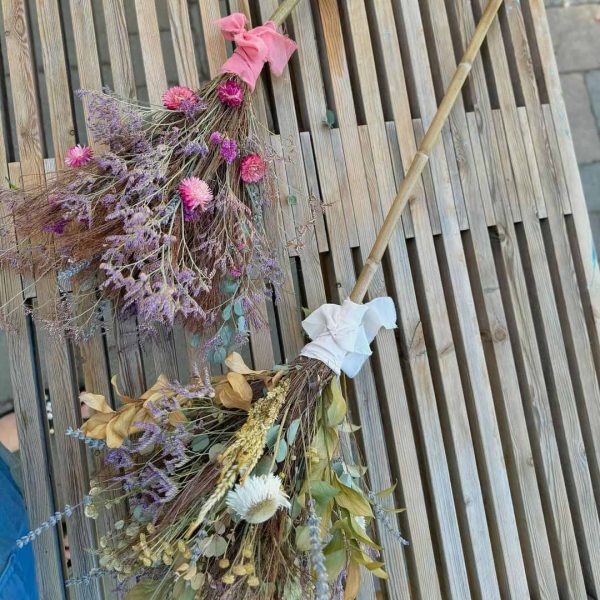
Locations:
323;109;336;128
287;194;297;206
346;464;367;479
126;581;165;600
334;475;373;517
375;483;397;498
197;534;227;557
339;422;360;433
283;577;303;600
324;547;347;582
220;324;233;346
310;481;339;506
190;333;201;348
266;424;280;448
252;454;273;476
233;298;245;316
209;443;226;462
286;418;301;445
237;316;246;333
275;438;288;463
295;525;311;551
325;380;347;427
192;434;210;453
222;305;232;320
221;279;239;294
290;497;302;519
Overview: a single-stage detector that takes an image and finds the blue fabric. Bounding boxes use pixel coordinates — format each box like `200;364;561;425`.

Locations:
0;450;38;599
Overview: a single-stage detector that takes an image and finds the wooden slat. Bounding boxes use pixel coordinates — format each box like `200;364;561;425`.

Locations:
167;0;200;89
419;2;559;596
366;2;506;597
134;0;168;103
525;1;600;331
392;0;534;595
501;2;600;516
467;110;587;597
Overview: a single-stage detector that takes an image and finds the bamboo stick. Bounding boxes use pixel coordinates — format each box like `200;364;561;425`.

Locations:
270;0;302;25
350;0;503;303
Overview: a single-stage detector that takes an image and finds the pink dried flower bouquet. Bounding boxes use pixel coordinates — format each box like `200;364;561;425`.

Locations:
0;78;280;356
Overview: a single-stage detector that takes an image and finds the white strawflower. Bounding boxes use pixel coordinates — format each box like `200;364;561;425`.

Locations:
226;474;290;524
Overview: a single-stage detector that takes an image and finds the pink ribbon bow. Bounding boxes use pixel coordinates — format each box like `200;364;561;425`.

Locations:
216;13;297;92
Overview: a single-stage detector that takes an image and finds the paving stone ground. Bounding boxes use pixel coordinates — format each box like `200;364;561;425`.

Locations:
546;1;600;247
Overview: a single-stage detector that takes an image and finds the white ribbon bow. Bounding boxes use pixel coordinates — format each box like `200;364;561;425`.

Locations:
300;297;397;377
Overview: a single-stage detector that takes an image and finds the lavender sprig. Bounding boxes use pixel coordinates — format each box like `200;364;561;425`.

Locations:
307;499;330;600
65;426;106;450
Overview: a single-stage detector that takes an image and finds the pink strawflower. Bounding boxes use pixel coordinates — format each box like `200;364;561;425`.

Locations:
65;144;93;168
162;86;197;110
178;177;213;215
217;80;244;107
209;131;223;144
220;138;238;164
240;154;266;183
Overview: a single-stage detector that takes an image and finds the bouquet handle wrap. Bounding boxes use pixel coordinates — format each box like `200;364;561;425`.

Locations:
217;14;297;92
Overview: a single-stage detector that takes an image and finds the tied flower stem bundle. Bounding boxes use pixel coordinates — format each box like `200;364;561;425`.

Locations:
0;2;300;357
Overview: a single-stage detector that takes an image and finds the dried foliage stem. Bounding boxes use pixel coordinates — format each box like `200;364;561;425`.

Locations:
350;0;504;303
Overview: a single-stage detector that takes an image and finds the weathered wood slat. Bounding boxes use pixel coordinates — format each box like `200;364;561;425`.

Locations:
419;3;559;596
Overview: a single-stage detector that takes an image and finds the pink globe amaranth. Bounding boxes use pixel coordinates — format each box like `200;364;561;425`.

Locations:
178;177;213;214
217;79;244;107
240;154;266;183
65;144;93;168
162;86;198;110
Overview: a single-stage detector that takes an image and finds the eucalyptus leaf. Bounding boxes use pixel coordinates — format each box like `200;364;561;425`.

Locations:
190;333;201;348
220;324;233;346
252;454;274;477
237;316;246;333
192;434;210;453
213;347;227;364
221;279;239;294
323;109;336;128
275;438;288;463
197;534;227;558
286;418;301;445
222;305;232;320
233;298;245;316
209;443;226;462
266;424;280;449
